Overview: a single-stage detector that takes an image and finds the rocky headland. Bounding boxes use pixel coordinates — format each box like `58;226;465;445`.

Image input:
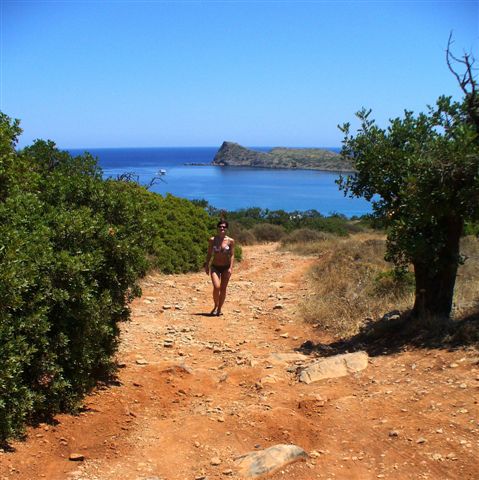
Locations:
212;141;354;172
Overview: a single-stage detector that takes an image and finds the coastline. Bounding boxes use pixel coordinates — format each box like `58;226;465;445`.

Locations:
184;162;356;173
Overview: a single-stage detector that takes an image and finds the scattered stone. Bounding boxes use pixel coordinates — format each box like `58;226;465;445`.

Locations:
67;470;83;477
259;375;280;386
299;351;369;384
416;437;427;444
234;444;308;478
162;305;172;310
279;333;289;338
136;359;149;365
268;353;308;364
389;430;399;437
69;453;85;461
273;304;284;310
222;469;233;475
210;457;222;466
382;310;400;321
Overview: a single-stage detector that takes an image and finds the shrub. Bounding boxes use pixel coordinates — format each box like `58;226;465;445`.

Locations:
281;228;332;245
300;232;479;338
251;223;286;242
300;233;414;337
372;268;415;298
228;220;257;245
0;115;213;441
464;221;479;237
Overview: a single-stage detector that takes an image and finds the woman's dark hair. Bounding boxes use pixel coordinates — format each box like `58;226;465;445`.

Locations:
217;220;229;228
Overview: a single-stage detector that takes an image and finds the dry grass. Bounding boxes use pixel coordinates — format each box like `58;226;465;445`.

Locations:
454;236;479;318
287;233;479;339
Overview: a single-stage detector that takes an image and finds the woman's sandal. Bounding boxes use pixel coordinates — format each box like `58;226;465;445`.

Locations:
210;307;217;316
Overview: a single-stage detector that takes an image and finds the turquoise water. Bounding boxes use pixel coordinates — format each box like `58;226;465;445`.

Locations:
68;147;372;217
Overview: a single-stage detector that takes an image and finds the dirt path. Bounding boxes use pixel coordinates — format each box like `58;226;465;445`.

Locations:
1;244;478;480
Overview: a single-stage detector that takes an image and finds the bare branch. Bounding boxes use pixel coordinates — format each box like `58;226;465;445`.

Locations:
446;33;478;95
446;33;468;94
446;32;479;133
115;171;167;189
145;174;167;189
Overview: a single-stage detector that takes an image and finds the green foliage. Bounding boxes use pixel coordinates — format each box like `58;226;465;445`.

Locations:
280;228;333;245
0;114;211;441
372;268;415;298
338;93;479;319
251;223;286;242
148;193;211;273
227;221;257;246
464;221;479;236
204;205;364;237
233;242;243;262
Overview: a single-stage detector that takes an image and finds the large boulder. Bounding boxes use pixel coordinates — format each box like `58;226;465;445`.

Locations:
298;351;369;384
234;444;308;478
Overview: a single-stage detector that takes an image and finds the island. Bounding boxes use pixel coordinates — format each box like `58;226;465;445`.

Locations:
211;141;354;172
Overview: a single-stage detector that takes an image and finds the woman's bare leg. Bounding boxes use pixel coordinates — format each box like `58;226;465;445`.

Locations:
217;271;231;315
210;271;221;314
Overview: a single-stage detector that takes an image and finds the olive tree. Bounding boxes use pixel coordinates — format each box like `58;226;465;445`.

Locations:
338;47;479;323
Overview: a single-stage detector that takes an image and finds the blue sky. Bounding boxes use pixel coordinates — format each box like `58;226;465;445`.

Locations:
2;0;478;148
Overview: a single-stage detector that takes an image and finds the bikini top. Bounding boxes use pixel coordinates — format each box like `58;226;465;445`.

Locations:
213;238;231;255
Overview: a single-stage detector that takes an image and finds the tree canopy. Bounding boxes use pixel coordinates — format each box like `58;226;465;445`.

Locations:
338;53;479;322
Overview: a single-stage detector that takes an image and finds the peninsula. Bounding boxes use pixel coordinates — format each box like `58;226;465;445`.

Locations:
212;141;354;172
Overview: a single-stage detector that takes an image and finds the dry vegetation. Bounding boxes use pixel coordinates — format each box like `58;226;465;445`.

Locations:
281;232;479;338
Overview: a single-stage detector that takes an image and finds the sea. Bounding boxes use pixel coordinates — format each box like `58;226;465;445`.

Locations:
67;147;373;217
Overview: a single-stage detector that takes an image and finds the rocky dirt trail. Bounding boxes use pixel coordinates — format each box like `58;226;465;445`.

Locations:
1;244;478;480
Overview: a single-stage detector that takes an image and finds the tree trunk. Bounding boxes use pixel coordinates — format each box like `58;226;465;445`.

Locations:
411;216;463;323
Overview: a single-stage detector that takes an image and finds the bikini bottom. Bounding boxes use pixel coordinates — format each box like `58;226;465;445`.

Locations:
211;264;230;276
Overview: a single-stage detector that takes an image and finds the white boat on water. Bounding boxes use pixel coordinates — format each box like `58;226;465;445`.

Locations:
158;169;167;175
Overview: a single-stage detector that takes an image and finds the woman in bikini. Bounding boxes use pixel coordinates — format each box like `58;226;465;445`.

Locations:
204;220;235;316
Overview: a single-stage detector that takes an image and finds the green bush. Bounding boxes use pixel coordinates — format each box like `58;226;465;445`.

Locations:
281;228;332;245
202;205;366;237
0;114;212;441
228;220;257;245
372;268;415;298
464;221;479;237
252;223;286;242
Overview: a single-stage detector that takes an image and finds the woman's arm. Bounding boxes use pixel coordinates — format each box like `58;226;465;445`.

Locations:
228;238;235;274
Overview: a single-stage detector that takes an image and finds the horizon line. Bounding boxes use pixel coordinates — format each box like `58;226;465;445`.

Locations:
63;145;342;150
